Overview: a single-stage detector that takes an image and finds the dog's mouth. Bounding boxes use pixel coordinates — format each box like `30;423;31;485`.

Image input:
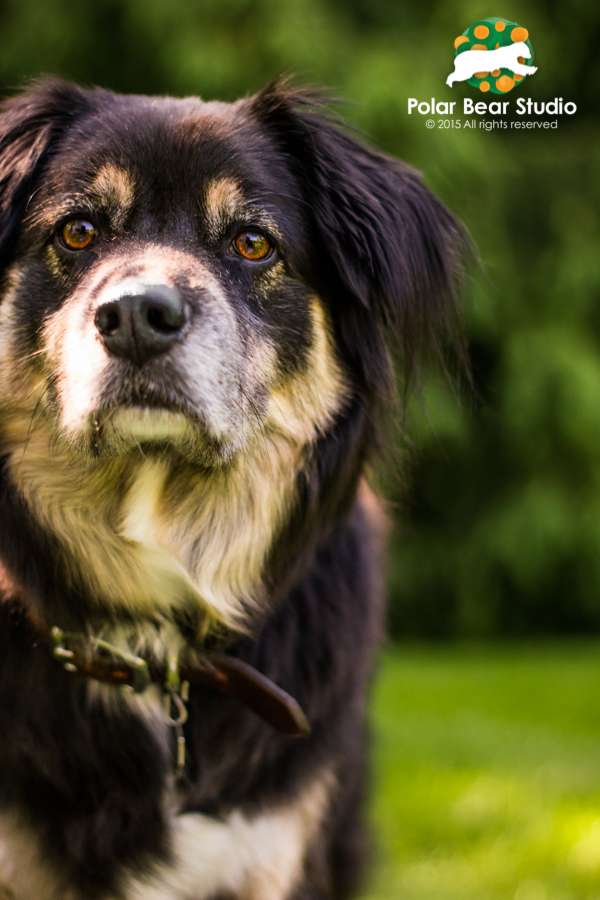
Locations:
99;381;195;418
106;383;195;415
85;382;220;460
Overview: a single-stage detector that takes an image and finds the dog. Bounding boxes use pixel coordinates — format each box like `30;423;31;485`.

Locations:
0;77;464;900
446;41;537;86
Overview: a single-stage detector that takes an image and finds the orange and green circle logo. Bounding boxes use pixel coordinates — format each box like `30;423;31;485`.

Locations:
452;17;534;94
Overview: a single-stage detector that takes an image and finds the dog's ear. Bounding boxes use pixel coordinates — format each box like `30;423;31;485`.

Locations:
250;80;468;393
0;78;90;273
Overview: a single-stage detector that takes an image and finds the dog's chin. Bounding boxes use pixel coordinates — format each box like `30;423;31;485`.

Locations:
109;407;195;446
75;406;238;466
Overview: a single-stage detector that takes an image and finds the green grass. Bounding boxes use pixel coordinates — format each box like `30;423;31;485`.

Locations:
361;643;600;900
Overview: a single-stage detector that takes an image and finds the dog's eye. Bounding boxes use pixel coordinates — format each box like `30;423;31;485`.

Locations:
233;231;273;261
60;218;98;251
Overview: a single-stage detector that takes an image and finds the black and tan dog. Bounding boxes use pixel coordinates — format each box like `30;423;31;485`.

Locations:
0;78;463;899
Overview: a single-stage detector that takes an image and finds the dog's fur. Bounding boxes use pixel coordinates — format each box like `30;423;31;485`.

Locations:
0;78;464;900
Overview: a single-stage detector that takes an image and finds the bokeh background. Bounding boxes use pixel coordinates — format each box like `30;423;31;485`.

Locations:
2;1;600;897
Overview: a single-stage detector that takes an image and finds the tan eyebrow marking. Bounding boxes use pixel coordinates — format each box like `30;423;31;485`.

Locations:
203;177;245;236
30;164;137;234
89;164;136;228
204;176;244;215
202;177;283;242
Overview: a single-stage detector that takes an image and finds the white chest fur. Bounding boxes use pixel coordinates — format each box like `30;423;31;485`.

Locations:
124;771;332;900
0;771;332;900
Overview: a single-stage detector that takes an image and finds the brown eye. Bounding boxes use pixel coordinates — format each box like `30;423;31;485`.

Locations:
233;231;272;261
60;218;98;251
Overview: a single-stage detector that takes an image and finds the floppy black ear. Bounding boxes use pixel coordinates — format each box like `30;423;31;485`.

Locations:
0;78;90;274
250;80;468;394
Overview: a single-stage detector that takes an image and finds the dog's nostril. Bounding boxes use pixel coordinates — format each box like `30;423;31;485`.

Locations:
94;304;121;336
145;302;187;335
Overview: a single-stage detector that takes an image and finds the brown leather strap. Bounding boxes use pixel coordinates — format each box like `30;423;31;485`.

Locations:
50;631;310;737
189;653;310;737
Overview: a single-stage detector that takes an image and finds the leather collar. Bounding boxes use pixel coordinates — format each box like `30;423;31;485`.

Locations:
0;556;310;738
48;625;310;738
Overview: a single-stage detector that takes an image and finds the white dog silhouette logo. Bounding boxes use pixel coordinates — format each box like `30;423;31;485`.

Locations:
447;42;537;87
448;18;536;94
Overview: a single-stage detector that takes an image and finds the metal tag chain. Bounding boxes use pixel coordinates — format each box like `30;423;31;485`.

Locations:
163;653;189;778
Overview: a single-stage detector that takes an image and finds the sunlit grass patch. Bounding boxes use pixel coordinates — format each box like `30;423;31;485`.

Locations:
361;643;600;900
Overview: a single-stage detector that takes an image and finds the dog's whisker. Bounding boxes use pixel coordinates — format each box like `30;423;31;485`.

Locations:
9;381;55;477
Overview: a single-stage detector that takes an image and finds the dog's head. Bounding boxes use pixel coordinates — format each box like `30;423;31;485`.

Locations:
0;78;464;632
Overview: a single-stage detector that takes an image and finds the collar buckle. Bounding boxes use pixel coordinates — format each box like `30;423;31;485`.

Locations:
50;626;151;693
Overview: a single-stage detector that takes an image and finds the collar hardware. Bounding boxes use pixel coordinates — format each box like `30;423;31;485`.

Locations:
163;682;189;777
51;626;152;693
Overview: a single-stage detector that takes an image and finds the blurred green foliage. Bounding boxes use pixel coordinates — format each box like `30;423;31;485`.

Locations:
363;643;600;900
1;0;599;636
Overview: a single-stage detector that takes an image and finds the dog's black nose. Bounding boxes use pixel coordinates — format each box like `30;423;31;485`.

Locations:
94;285;190;366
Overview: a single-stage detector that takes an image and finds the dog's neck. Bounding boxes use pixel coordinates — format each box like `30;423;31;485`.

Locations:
2;414;305;635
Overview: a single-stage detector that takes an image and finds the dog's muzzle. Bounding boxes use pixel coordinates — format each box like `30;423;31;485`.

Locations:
94;280;191;367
